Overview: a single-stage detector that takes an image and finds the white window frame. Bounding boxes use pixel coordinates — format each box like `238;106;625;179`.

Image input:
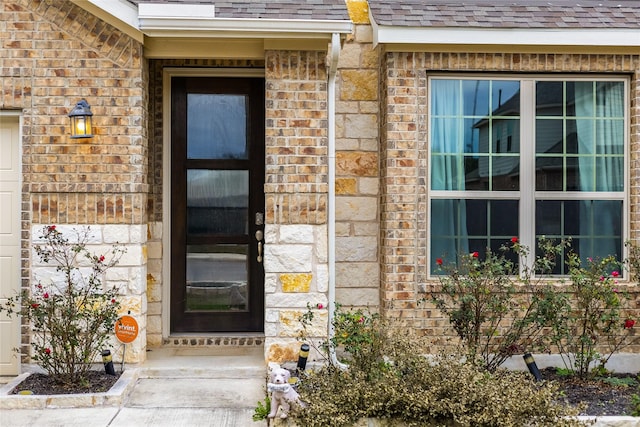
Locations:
427;74;629;278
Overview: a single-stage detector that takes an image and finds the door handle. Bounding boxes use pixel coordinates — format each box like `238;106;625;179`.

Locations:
255;230;263;262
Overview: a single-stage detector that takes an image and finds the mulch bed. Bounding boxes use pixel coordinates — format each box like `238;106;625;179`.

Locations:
10;370;121;395
539;367;639;416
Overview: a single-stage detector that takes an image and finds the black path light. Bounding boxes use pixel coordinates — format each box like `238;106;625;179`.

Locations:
68;99;93;138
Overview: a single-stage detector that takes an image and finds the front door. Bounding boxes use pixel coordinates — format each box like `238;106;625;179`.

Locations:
170;77;265;333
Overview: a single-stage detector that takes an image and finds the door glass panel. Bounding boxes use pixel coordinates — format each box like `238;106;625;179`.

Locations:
187;94;248;159
186;244;248;312
187;170;248;235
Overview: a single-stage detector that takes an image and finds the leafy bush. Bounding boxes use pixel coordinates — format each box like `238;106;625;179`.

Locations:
294;304;583;427
432;238;568;371
550;252;638;378
0;225;125;386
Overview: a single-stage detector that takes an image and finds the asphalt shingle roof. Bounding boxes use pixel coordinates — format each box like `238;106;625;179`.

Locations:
128;0;350;21
368;0;640;29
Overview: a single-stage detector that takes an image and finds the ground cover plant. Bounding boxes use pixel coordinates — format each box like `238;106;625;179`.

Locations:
0;225;125;387
288;305;585;427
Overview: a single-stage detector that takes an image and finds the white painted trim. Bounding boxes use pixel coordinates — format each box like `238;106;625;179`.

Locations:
161;68;266;338
139;18;352;39
374;26;640;48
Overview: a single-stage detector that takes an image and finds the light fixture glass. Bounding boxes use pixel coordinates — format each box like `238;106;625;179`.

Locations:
68;99;93;138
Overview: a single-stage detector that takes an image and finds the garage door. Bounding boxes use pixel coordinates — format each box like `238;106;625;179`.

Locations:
0;114;21;375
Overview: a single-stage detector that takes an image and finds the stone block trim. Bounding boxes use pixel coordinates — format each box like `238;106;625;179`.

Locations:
379;51;640;337
25;224;148;364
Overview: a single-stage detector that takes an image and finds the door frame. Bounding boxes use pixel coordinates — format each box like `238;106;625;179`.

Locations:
161;68;265;338
0;111;22;375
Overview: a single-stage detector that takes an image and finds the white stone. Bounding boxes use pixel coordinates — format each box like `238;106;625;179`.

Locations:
147;240;162;259
335;222;351;236
316;264;329;293
336;196;378;221
263;245;312;273
265;292;327;309
314;225;328;263
264;223;277;243
265;309;279;322
130;224;147;244
103;225;131;244
353;222;378;236
117;244;145;266
148;221;163;239
336;236;377;262
279;225;314;244
264;273;278;293
264;322;278;337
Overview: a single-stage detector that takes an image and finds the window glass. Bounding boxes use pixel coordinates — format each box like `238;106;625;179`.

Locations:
430;77;626;275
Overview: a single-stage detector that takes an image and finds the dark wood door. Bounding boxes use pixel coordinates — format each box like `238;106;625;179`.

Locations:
170;76;264;332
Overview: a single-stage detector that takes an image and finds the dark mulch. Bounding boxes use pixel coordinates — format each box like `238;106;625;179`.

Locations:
10;370;121;395
539;367;639;416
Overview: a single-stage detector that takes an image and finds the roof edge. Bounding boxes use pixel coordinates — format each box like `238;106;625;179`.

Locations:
374;25;640;48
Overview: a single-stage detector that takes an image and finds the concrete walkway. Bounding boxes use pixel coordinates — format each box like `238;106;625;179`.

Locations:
0;347;269;427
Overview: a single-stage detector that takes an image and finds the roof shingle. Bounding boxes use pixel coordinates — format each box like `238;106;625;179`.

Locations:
368;0;640;29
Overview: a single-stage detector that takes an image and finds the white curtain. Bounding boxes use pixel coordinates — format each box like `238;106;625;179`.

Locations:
431;80;469;267
575;81;624;260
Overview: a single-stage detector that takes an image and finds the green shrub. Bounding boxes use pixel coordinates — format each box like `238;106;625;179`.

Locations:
0;225;125;386
550;253;638;378
432;238;568;372
294;305;584;427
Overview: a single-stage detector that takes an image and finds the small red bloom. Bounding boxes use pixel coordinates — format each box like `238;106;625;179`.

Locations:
43;292;49;299
31;303;40;309
111;299;116;304
358;317;364;323
48;225;56;232
44;348;51;355
611;271;620;277
317;303;324;310
624;319;635;329
472;251;479;258
511;237;518;243
99;255;105;262
436;258;443;265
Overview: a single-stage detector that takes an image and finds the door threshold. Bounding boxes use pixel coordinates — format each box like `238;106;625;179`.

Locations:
163;334;264;348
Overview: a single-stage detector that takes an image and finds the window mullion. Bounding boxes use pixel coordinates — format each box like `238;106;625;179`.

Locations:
520;79;536;275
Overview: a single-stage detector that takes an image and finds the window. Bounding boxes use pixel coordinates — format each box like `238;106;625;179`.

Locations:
429;77;626;274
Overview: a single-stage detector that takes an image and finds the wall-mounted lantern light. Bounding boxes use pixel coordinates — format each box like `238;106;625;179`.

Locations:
68;99;93;138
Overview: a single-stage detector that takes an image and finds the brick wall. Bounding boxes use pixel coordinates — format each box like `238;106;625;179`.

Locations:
380;51;640;352
1;0;148;362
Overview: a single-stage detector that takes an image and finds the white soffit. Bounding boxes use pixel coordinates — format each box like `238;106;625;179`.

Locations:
373;24;640;49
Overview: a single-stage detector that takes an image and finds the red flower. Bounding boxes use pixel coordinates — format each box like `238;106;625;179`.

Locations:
358;317;364;323
317;303;324;310
43;292;49;299
31;303;40;309
511;237;518;243
44;348;51;355
472;251;479;258
99;255;105;262
47;225;56;232
611;271;620;277
111;299;116;304
436;258;443;265
624;319;635;329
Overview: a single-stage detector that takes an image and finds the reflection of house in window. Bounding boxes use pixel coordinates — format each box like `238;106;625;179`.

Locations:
466;91;520;191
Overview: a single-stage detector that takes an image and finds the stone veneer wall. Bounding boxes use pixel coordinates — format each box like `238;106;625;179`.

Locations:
263;50;331;362
380;51;640;352
334;14;381;310
1;0;148;362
